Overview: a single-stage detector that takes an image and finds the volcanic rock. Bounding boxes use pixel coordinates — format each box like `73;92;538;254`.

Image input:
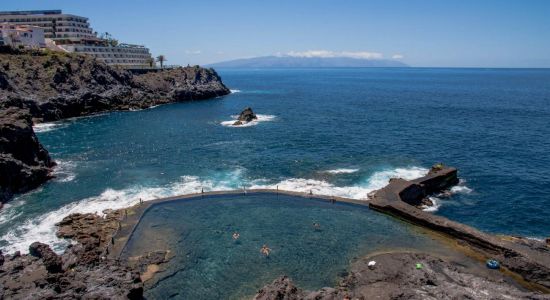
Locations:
0;107;54;205
0;209;143;299
29;242;62;273
0;50;230;203
255;252;550;300
233;107;257;125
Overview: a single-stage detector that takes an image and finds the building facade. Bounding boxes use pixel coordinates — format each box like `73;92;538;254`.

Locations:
60;43;154;68
0;10;153;68
0;23;46;48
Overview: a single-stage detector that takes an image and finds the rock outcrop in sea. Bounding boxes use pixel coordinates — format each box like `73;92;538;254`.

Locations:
233;107;258;126
0;49;230;204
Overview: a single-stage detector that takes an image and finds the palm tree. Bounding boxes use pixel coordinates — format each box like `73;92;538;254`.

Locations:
156;55;167;69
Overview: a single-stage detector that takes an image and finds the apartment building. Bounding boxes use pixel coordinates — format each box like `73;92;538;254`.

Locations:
0;10;153;68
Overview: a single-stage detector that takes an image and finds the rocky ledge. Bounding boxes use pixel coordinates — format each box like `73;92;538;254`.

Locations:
369;164;550;291
0;50;230;204
254;252;550;300
0;209;144;299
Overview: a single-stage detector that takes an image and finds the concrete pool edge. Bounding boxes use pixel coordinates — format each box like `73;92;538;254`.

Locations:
107;166;550;293
107;188;369;260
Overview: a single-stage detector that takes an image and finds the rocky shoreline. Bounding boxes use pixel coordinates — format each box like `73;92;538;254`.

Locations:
254;252;550;300
0;210;143;299
1;165;549;299
0;49;230;205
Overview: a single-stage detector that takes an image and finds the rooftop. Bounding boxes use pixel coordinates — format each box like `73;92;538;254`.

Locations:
0;10;62;16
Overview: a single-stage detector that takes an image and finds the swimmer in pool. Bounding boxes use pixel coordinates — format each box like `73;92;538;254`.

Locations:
232;232;240;240
313;222;321;230
260;244;271;256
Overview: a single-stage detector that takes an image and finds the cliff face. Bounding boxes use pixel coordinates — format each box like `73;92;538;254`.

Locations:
0;51;230;122
0;108;55;204
0;50;230;204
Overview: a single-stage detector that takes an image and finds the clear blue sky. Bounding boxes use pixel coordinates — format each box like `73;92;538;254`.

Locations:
2;0;549;67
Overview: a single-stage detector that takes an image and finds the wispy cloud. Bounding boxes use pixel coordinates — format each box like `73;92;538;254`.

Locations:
281;50;384;60
185;50;202;55
392;54;404;59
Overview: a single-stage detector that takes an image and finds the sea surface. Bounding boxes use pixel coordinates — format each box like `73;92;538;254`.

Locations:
1;68;550;254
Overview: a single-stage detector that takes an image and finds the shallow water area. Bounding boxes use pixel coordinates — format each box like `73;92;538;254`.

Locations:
122;192;469;300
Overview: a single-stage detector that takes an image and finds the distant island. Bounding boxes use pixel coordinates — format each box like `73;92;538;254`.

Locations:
207;55;409;68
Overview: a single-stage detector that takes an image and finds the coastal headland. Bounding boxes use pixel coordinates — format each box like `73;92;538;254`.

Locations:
0;49;230;205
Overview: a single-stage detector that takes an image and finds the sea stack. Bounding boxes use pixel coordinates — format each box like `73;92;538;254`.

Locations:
233;107;257;126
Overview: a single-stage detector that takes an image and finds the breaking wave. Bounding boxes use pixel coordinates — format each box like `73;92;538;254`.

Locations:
422;197;441;212
52;160;77;182
0;166;428;254
33;122;68;133
230;89;241;93
323;168;359;174
221;114;276;127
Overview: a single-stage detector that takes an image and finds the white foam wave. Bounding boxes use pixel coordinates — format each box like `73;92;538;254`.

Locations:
0;175;238;254
0;166;428;254
323;168;359;174
230;89;241;93
450;185;473;194
33;122;67;133
221;114;276;127
0;199;26;225
422;196;442;212
52;160;77;182
360;167;429;191
251;166;429;201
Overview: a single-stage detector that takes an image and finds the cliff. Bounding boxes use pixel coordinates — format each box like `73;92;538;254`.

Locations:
0;50;230;122
0;50;230;204
0;108;55;205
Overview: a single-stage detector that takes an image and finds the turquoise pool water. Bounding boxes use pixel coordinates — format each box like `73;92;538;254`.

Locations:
122;193;451;299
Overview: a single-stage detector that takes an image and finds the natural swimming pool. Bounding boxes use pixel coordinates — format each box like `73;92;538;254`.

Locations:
122;192;460;299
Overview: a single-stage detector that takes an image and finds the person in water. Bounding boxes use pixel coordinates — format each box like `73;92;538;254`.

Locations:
260;244;271;256
232;232;240;240
313;222;321;230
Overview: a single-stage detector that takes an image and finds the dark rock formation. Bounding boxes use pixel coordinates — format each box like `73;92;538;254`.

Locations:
255;252;550;300
0;50;230;203
0;209;143;299
233;107;257;125
29;242;63;273
0;51;230;122
0;107;55;205
369;164;550;291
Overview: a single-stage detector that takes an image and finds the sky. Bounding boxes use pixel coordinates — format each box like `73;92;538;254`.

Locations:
2;0;550;67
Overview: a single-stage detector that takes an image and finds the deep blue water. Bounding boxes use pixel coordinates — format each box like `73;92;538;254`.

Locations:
123;193;452;300
1;68;549;254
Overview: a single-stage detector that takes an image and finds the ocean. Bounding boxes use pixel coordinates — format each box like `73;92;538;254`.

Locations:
1;68;549;253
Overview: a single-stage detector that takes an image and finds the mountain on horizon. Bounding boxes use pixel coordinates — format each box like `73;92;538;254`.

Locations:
207;56;409;68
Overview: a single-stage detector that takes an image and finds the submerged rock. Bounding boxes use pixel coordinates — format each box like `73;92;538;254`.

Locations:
233;107;257;125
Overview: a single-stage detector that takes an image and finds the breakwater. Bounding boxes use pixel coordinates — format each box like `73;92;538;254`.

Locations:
369;165;550;291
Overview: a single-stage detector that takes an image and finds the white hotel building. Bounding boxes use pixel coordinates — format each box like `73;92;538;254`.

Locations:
0;23;46;49
0;10;153;68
